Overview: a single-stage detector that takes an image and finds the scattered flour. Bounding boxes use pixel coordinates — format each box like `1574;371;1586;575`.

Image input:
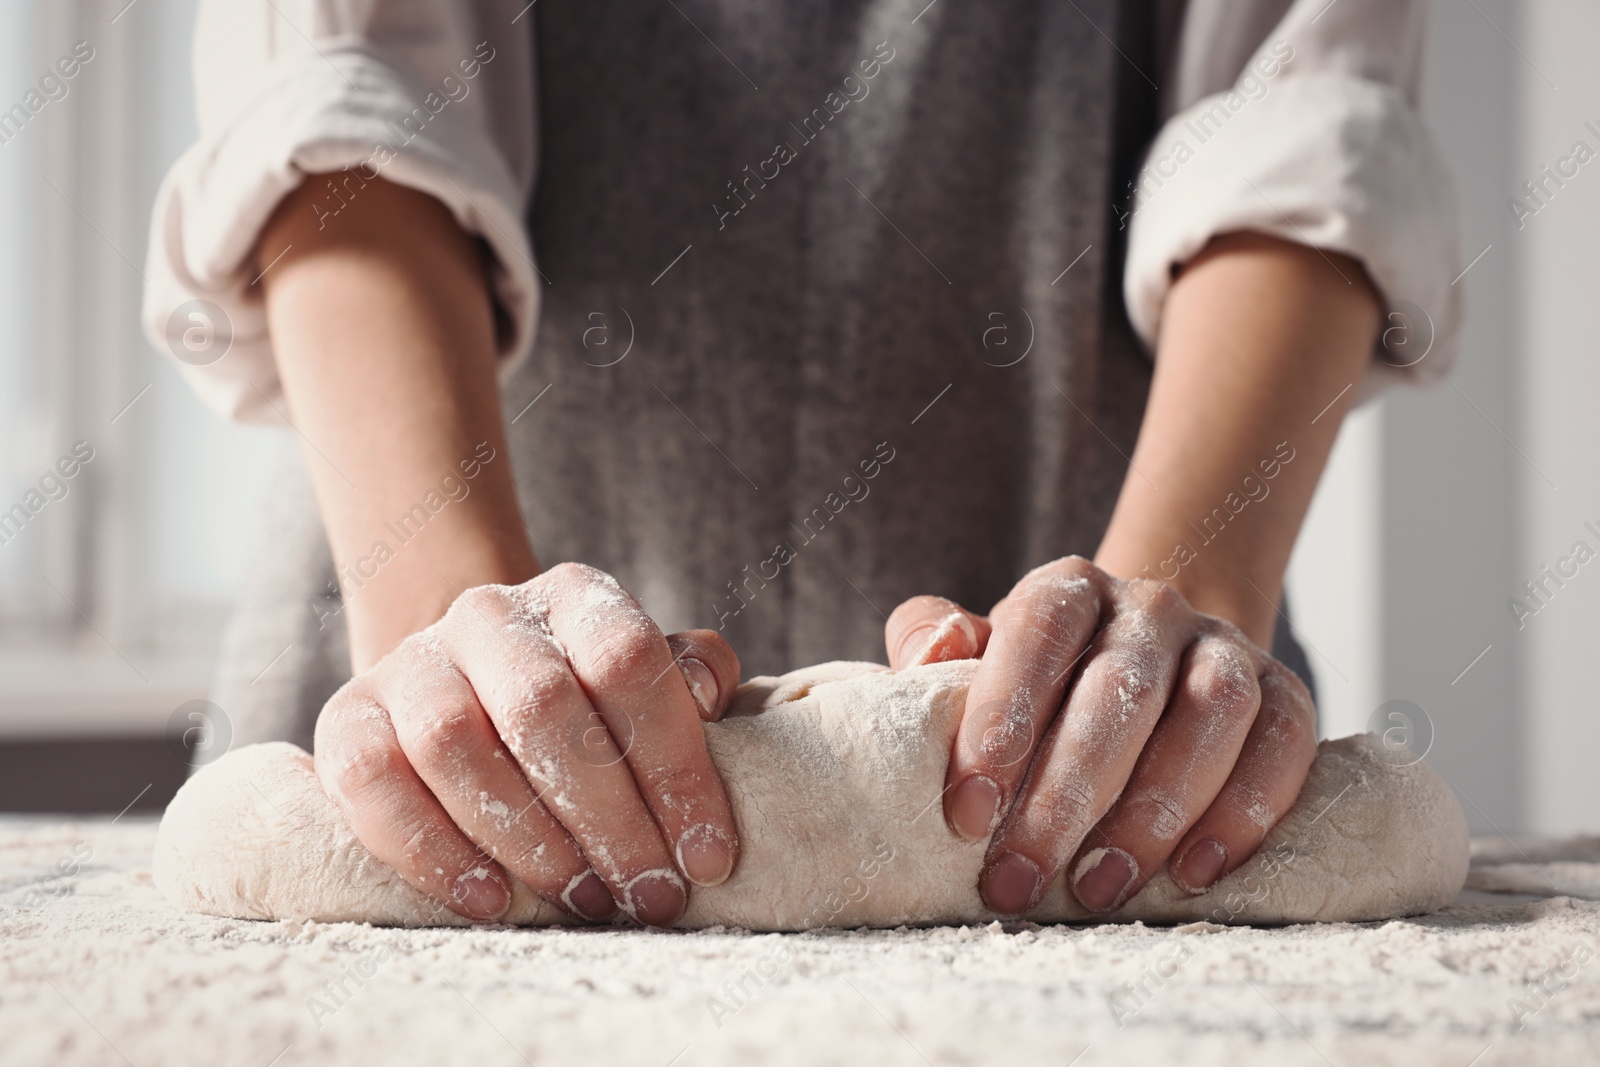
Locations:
478;793;510;820
8;817;1599;1064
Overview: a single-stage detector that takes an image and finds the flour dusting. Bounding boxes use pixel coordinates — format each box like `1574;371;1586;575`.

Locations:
155;661;1469;931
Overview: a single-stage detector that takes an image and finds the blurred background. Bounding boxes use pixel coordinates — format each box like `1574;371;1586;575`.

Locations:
0;0;1591;834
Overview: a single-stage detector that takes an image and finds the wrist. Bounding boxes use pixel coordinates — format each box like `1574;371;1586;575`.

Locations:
1169;574;1278;649
1094;545;1278;649
341;539;539;671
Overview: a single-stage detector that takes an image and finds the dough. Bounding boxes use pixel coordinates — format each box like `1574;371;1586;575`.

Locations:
154;659;1469;929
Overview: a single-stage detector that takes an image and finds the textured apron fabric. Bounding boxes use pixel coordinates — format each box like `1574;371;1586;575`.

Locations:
212;0;1313;751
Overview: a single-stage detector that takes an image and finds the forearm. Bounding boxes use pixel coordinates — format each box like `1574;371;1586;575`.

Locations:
1095;231;1380;648
258;176;538;670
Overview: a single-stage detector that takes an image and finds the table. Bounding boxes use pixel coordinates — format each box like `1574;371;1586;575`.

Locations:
3;817;1597;1066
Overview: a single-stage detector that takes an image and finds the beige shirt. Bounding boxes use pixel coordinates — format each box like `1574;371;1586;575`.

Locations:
143;0;1461;422
140;0;1461;743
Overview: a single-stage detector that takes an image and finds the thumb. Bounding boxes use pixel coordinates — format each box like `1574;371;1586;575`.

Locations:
666;629;742;721
885;596;991;669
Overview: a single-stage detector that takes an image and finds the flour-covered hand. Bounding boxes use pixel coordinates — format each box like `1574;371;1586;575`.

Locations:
885;556;1317;914
314;563;741;926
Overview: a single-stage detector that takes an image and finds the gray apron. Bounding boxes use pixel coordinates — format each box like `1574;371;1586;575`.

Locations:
213;0;1313;751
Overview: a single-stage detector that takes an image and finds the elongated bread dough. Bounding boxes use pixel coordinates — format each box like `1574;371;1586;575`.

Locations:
154;659;1469;928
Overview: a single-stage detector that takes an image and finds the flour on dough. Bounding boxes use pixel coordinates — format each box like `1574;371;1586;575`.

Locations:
154;659;1470;929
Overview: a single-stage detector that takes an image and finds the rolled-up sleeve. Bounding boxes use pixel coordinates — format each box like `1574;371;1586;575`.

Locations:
141;0;538;423
1125;0;1462;393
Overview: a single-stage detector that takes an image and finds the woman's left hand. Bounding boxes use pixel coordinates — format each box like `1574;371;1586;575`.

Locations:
885;556;1318;915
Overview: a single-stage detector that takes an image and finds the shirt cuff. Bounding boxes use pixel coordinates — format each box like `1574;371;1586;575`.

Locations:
1124;71;1463;396
141;45;538;424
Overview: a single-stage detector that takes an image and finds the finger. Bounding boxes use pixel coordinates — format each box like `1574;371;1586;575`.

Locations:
442;587;687;926
979;583;1194;914
885;595;991;669
1168;660;1318;894
665;629;741;722
1066;636;1261;911
543;565;741;891
945;558;1107;842
376;644;617;922
313;683;516;923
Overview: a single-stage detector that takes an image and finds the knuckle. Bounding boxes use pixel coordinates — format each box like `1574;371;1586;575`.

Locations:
1035;556;1101;596
1125;788;1190;842
1007;583;1098;642
1011;556;1099;605
544;562;624;605
586;627;665;693
1262;661;1315;709
975;700;1037;768
1188;645;1261;716
499;663;579;718
315;689;385;767
395;819;434;863
1259;697;1316;756
1092;657;1159;713
369;637;452;692
1261;659;1314;705
543;560;594;587
1201;614;1252;647
1042;776;1100;835
409;704;482;768
448;583;509;622
315;684;363;740
1228;784;1279;835
647;760;712;810
1124;578;1182;618
510;834;570;882
1044;555;1100;583
334;740;406;806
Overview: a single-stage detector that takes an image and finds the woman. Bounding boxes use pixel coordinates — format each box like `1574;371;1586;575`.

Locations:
144;0;1459;926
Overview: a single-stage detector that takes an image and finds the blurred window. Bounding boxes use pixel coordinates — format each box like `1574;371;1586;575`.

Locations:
0;0;275;736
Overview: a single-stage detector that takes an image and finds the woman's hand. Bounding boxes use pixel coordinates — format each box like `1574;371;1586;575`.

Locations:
885;557;1317;914
314;563;741;927
259;180;741;926
889;232;1377;916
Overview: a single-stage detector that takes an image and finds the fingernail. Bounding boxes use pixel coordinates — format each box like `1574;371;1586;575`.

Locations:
1173;838;1229;894
981;852;1043;914
901;626;937;666
948;774;1002;841
677;823;735;886
563;869;617;921
624;868;687;926
1072;847;1137;912
679;657;719;720
906;612;971;666
451;866;510;921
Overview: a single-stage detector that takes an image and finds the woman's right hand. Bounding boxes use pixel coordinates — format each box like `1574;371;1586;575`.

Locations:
312;562;742;927
259;178;738;925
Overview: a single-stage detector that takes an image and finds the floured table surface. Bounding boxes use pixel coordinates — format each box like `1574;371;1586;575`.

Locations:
2;816;1598;1066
